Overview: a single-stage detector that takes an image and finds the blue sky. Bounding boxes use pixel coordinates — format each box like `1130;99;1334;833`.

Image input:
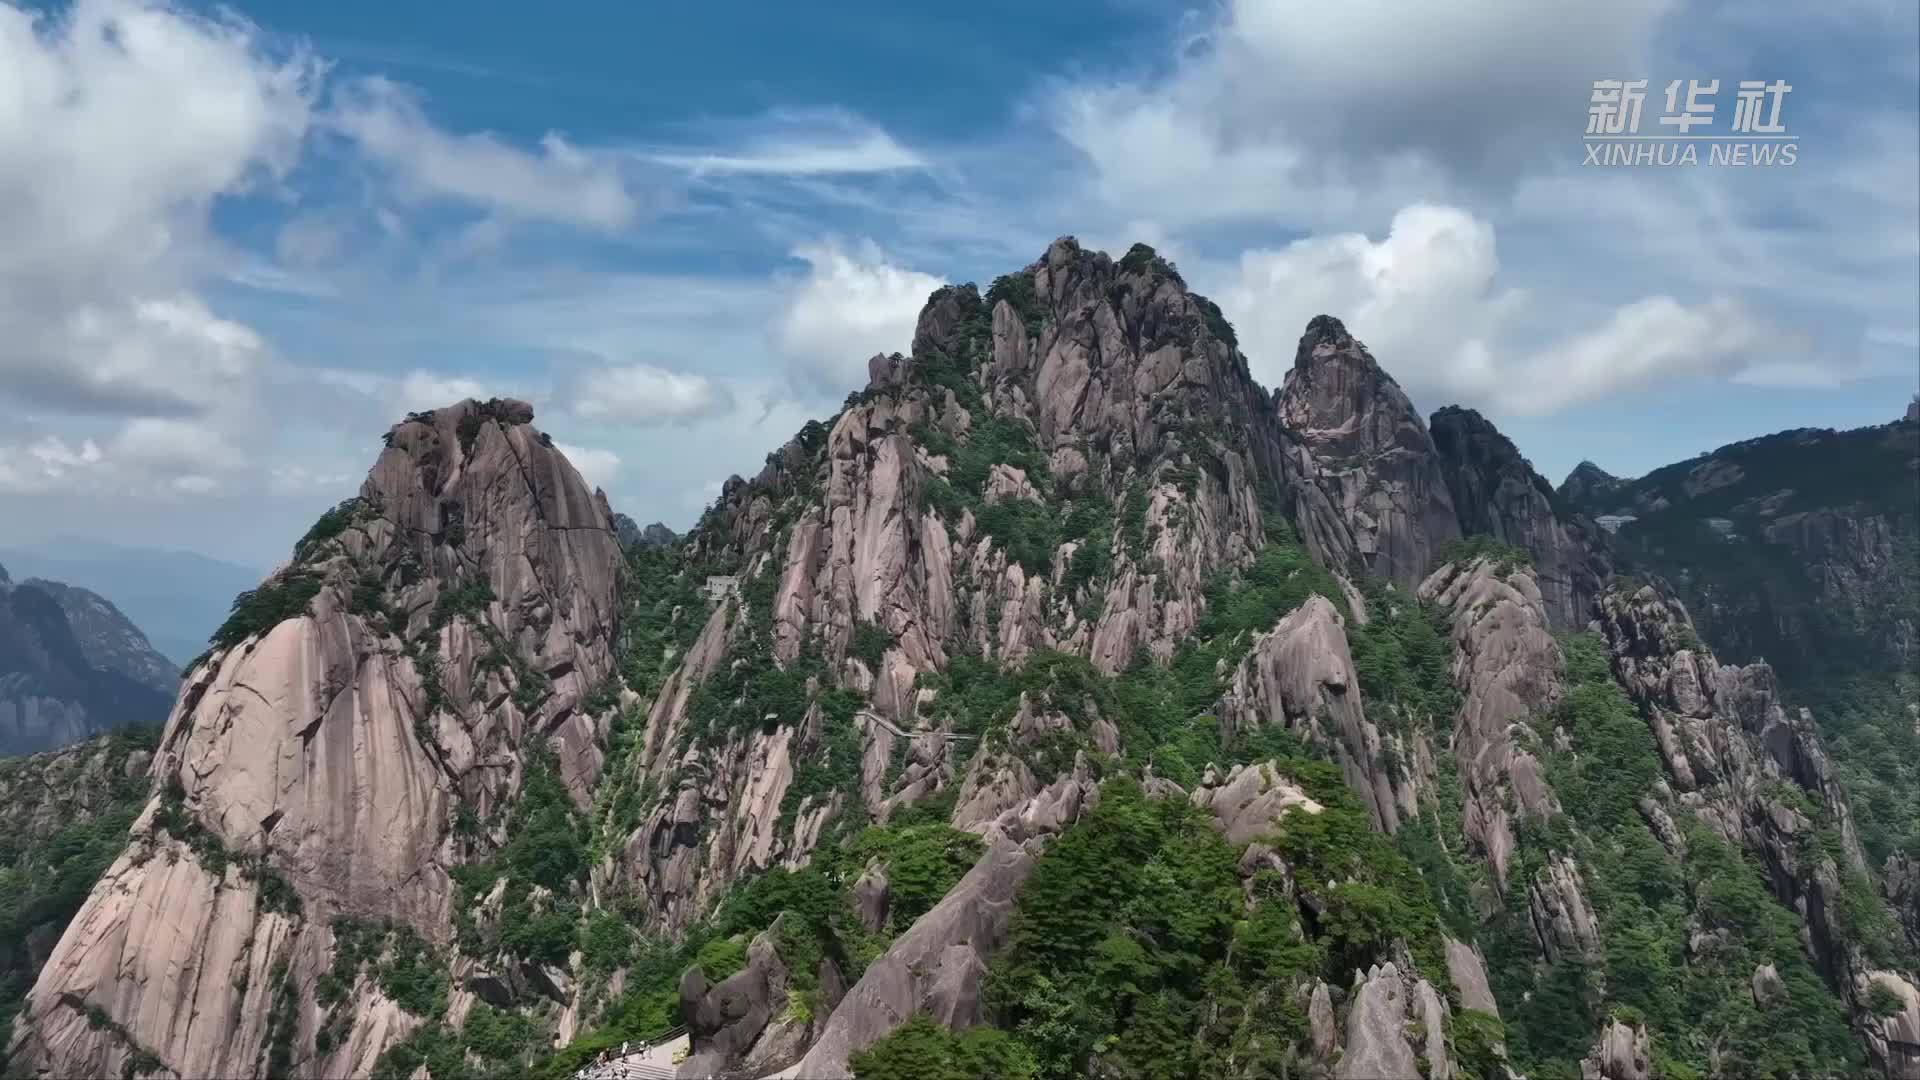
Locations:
0;0;1914;567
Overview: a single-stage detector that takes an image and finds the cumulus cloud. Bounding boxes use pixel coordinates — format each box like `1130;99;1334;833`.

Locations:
772;240;943;390
0;0;318;417
111;417;247;472
1049;0;1669;229
562;364;732;424
1221;204;1818;415
328;76;641;230
0;416;246;497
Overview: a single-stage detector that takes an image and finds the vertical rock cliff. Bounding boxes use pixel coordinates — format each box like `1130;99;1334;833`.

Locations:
1429;405;1614;628
4;237;1907;1080
606;238;1335;938
6;399;621;1079
1276;315;1461;588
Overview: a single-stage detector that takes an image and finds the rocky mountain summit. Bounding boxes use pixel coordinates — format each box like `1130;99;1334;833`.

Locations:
1428;406;1616;629
0;564;175;754
611;514;679;550
1276;314;1462;589
6;241;1914;1080
8;397;623;1079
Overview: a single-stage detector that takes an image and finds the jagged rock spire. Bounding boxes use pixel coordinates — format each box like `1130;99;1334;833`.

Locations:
1430;404;1614;627
1277;316;1462;587
8;397;621;1080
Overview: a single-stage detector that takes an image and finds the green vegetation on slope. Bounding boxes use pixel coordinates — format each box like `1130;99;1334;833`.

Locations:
855;528;1466;1079
972;772;1445;1080
1478;632;1866;1079
1817;671;1920;867
0;727;158;1073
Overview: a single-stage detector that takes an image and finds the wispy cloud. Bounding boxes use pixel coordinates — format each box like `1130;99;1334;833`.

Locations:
646;108;926;177
327;75;643;230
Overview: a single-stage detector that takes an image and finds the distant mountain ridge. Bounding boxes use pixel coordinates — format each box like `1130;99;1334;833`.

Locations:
0;563;176;755
0;542;263;669
1555;408;1920;682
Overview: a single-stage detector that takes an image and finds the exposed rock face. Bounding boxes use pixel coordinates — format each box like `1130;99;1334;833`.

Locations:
788;815;1056;1079
0;734;148;843
1188;760;1324;845
1444;937;1500;1018
1334;962;1439;1080
1527;855;1603;965
1580;1019;1651;1080
0;575;174;754
609;237;1348;936
1277;316;1461;588
1886;854;1920;956
7;398;622;1079
1308;981;1339;1061
1861;971;1920;1079
1429;406;1613;628
1593;579;1910;1057
852;859;890;933
611;512;644;548
1420;558;1563;890
679;915;791;1078
1217;594;1415;832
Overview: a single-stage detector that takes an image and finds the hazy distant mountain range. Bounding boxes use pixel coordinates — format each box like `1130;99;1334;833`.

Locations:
0;540;263;671
0;561;175;755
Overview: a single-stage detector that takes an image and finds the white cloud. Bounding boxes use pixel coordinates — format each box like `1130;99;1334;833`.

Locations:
1047;0;1671;229
26;435;104;475
172;474;219;495
396;371;496;412
650;108;925;176
1223;204;1520;390
564;364;732;423
306;367;514;416
328;75;640;230
0;415;245;497
552;442;620;491
111;417;247;472
268;463;358;496
1221;204;1817;415
0;437;101;495
772;240;943;391
0;0;318;417
1486;295;1780;414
